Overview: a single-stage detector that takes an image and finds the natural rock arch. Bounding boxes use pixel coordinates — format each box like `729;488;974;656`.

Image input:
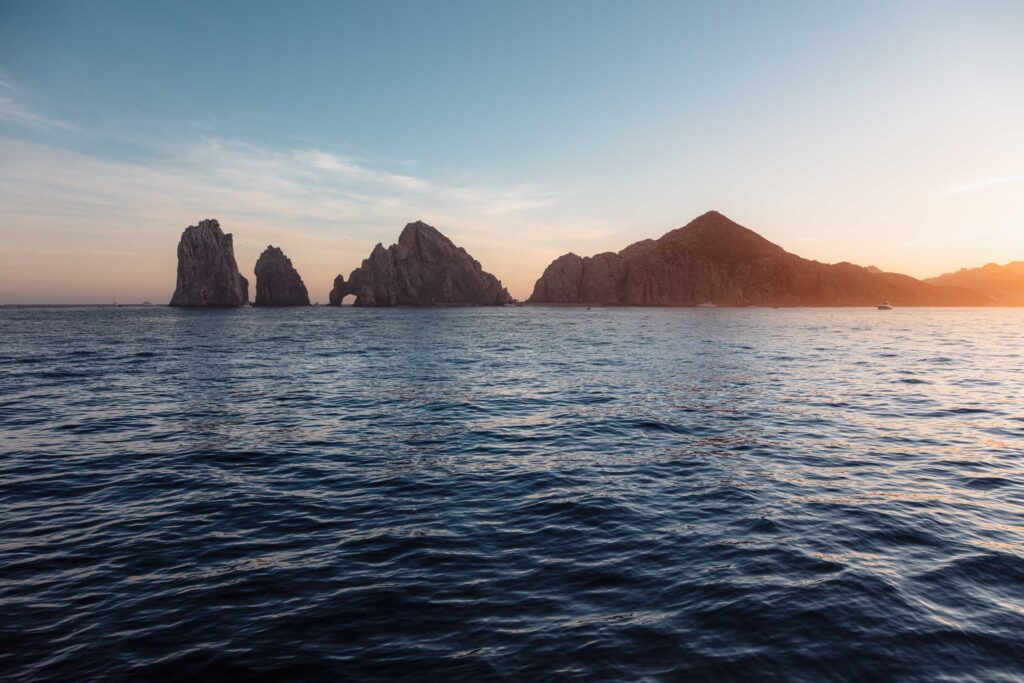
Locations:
329;221;511;307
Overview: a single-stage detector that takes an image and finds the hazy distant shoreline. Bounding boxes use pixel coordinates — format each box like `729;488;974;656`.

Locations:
4;303;1023;309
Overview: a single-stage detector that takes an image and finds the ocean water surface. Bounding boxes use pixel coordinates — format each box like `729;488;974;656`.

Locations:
1;306;1022;681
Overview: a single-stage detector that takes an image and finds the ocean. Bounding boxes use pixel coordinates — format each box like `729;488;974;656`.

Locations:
1;306;1022;681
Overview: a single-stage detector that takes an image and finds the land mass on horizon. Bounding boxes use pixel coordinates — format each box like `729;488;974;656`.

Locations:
528;211;991;307
164;212;1017;309
926;262;1024;306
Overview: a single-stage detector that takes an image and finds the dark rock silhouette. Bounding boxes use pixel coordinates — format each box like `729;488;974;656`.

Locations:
529;211;991;306
926;262;1024;305
328;275;346;306
329;221;512;306
169;219;249;307
254;245;310;306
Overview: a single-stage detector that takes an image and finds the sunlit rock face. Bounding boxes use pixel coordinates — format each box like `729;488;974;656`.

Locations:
169;219;249;307
253;245;310;306
529;211;991;307
329;221;512;307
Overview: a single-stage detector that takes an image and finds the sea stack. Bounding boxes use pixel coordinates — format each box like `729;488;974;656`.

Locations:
528;211;990;307
254;245;310;306
329;220;512;306
169;219;249;307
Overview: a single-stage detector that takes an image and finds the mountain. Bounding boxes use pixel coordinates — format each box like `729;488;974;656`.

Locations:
528;211;990;307
169;219;249;307
926;262;1024;305
254;245;310;306
329;221;512;306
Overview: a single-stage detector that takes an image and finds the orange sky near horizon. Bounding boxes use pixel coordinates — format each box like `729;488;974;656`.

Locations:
1;2;1022;304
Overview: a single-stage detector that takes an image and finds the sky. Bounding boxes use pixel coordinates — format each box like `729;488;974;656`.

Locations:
1;0;1022;304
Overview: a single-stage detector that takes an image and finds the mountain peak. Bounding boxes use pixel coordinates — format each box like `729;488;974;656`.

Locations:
684;210;745;231
660;211;786;259
399;220;445;244
529;212;989;306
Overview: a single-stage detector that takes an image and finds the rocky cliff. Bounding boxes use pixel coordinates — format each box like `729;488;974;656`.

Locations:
528;211;990;307
254;245;310;306
329;221;512;306
926;262;1024;305
169;219;249;307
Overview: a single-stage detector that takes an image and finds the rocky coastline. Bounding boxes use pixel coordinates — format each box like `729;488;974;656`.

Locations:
168;213;1002;308
528;212;990;307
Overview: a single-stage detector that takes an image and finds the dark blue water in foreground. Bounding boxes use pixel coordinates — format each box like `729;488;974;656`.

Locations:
1;306;1022;681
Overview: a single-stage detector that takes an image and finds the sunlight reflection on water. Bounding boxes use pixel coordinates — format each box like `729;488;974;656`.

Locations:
0;305;1022;680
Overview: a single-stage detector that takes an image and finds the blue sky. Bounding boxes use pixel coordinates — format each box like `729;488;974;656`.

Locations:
1;0;1023;302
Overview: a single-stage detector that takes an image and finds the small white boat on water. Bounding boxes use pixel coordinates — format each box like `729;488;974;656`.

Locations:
877;302;893;310
698;302;716;308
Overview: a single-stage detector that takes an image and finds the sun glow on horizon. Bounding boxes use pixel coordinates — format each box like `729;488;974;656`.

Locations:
1;1;1022;303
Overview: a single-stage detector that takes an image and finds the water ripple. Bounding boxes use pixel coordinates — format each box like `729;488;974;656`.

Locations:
0;306;1022;681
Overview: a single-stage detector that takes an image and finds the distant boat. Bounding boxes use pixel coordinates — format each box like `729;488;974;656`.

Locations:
877;302;893;310
142;301;152;306
698;302;716;308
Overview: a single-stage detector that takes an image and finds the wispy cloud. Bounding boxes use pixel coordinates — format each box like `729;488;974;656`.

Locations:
945;174;1024;195
0;69;77;131
295;149;428;191
0;74;637;302
0;128;563;227
0;126;586;301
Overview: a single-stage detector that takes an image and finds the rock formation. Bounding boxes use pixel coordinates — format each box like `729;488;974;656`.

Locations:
926;262;1024;305
328;275;346;306
528;211;991;307
169;219;249;307
254;245;310;306
329;221;512;306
